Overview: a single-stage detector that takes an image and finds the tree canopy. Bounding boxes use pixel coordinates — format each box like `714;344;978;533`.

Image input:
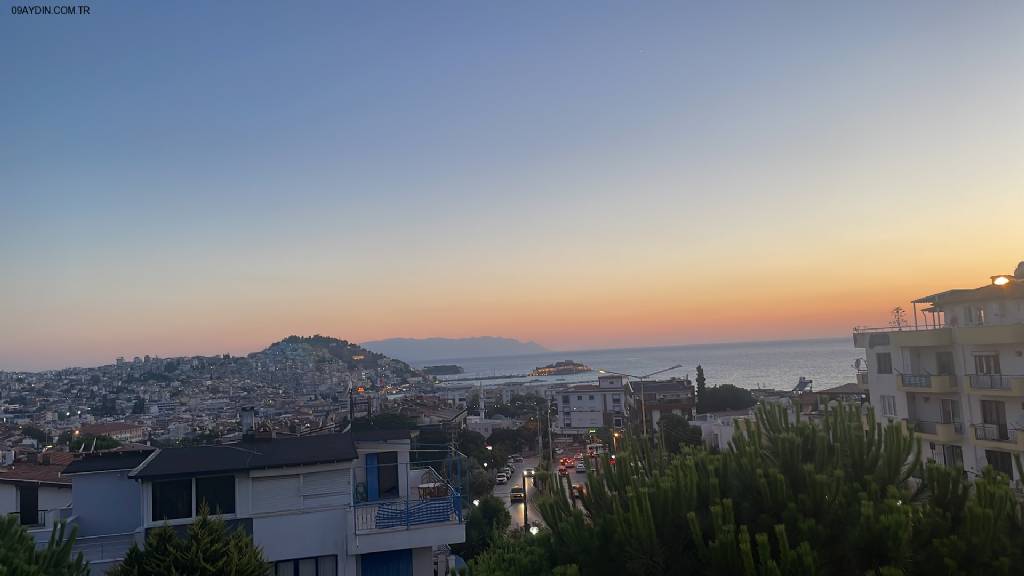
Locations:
0;517;89;576
469;404;1024;575
110;508;268;576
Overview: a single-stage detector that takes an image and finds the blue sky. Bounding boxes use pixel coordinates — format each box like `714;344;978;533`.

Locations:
3;1;1023;370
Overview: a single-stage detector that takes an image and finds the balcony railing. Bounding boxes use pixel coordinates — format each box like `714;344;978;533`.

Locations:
902;375;933;388
10;506;72;529
351;465;462;535
352;494;461;534
974;424;1016;443
897;374;957;393
912;420;963;436
970;374;1022;390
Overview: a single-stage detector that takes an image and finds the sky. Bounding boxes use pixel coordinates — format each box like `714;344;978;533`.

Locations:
2;1;1023;371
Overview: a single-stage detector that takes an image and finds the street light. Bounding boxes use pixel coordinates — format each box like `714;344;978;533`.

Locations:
599;364;683;438
522;470;528;530
472;499;480;507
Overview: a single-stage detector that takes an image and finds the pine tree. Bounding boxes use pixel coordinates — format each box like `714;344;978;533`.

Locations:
110;506;268;576
0;516;89;576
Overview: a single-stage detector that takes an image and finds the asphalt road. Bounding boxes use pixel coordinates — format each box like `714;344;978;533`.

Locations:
491;455;544;530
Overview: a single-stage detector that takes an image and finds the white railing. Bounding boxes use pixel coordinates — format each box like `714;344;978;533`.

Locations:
975;424;1016;443
969;374;1022;390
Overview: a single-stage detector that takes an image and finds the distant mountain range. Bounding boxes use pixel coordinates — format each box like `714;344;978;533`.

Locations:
360;337;548;363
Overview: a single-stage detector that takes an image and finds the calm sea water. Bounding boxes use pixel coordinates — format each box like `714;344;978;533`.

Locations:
417;337;862;391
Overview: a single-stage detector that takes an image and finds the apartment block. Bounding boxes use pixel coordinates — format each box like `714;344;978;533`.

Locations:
854;263;1024;485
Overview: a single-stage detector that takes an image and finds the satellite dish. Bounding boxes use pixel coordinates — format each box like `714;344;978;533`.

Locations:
854;358;865;371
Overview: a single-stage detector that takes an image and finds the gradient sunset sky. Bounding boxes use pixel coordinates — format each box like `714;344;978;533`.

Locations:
3;1;1023;370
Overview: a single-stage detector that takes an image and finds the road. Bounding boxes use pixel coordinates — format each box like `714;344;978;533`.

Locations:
490;455;544;530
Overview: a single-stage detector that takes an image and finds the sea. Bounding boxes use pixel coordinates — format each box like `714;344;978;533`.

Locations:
414;337;863;392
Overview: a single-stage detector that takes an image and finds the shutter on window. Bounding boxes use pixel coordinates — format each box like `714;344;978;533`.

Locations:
252;476;301;513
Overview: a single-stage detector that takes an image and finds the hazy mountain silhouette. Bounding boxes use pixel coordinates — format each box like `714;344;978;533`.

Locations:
361;337;548;363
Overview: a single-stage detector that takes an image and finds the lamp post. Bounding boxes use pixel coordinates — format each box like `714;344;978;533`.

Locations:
522;470;528;531
599;365;682;438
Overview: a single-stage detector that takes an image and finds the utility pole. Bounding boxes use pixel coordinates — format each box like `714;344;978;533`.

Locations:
535;404;543;455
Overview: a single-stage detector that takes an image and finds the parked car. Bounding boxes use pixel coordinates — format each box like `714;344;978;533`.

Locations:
575;462;587;473
554;447;564;455
510;454;523;463
496;473;508;484
509;487;525;502
503;466;514;477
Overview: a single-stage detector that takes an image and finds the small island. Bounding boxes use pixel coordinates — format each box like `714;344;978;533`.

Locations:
422;365;465;376
529;360;592;377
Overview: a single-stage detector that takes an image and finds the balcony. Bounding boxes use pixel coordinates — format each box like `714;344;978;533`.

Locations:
897;374;957;394
967;374;1024;397
853;326;952;349
912;420;964;443
347;466;465;555
954;324;1024;345
972;424;1024;450
856;372;869;390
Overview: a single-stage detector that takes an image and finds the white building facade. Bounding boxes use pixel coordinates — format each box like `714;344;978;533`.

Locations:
854;263;1024;485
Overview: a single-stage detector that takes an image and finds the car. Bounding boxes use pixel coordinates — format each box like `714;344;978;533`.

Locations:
558;466;569;477
509;487;525;502
575;462;587;473
510;454;523;463
496;473;508;484
524;467;536;477
503;466;514;477
554;447;564;455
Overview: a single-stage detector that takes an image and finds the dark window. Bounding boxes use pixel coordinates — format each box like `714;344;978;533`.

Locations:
936;351;954;375
196;475;235;515
561;395;569;403
152;478;192;520
986;450;1014;477
18;485;38;526
274;555;337;576
588;395;595;401
876;353;893;374
577;395;583;401
377;452;399;499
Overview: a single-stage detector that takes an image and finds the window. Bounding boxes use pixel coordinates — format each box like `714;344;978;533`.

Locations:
611;395;621;403
879;395;897;417
943;445;963;470
588;395;595;401
561;395;569;404
577;395;583;401
975;354;1001;375
876;353;893;374
274;555;337;576
196;475;235;515
936;351;954;375
986;450;1014;478
613;417;623;427
152;478;192;521
17;485;38;526
377;451;399;499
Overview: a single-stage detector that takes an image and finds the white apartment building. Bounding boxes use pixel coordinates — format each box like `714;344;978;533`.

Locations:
854;263;1024;484
40;430;465;576
551;374;627;434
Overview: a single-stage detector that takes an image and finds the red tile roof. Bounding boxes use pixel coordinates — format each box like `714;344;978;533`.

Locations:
0;463;71;485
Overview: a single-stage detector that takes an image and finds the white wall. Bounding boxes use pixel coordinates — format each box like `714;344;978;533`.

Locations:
253;508;346;563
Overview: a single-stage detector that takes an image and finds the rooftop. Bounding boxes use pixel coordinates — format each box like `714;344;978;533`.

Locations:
0;462;71;486
131;432;358;480
63;449;155;475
